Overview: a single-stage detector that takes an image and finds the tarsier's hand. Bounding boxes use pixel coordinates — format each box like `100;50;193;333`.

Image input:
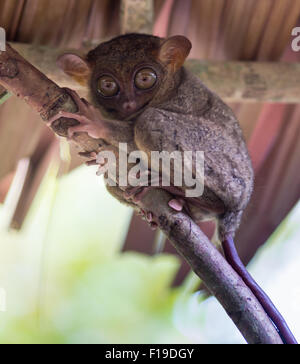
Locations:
47;88;107;140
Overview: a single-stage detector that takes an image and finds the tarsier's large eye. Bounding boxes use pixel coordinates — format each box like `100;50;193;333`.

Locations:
134;68;157;90
97;75;119;97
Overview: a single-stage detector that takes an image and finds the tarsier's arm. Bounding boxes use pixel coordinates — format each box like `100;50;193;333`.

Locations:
50;34;297;344
48;88;136;152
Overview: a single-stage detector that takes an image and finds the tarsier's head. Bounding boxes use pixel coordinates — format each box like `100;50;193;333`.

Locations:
58;34;191;119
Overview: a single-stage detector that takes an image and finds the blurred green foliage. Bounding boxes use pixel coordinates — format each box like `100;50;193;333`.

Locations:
0;162;299;344
0;165;189;344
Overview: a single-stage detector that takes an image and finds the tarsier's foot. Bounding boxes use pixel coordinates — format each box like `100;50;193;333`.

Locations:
123;174;158;230
137;209;158;230
123;169;152;203
78;151;98;166
47;88;106;140
140;197;185;230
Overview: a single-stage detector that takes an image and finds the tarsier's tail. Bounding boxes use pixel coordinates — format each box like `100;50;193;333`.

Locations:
222;235;297;345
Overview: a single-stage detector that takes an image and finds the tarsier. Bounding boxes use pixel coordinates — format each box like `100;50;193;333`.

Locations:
49;34;296;344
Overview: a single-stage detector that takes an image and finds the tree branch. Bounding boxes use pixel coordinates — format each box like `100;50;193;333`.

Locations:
0;44;283;344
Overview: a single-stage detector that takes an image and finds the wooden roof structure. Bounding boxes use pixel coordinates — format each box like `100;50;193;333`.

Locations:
0;0;299;286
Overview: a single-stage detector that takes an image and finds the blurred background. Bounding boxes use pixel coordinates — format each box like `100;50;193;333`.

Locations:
0;0;299;343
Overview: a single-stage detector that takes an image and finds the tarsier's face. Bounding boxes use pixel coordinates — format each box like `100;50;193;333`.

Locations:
57;33;191;120
89;60;164;119
87;35;165;119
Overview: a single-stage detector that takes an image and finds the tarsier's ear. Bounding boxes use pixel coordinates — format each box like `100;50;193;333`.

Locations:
158;35;192;72
57;53;91;86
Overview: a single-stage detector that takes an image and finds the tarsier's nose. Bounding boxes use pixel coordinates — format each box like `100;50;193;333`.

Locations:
122;101;137;113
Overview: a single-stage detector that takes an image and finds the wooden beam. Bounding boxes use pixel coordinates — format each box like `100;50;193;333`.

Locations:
187;60;300;104
120;0;154;34
7;42;300;104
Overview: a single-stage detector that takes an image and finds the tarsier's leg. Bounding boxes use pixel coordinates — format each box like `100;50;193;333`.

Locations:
220;213;297;344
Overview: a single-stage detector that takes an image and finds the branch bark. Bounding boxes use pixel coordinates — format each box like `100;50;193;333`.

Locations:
0;44;283;344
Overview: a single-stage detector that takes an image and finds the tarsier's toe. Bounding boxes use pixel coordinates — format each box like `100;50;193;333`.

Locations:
79;151;98;159
67;122;92;139
132;187;151;203
124;186;147;202
146;211;153;223
138;209;146;217
124;188;136;199
137;209;158;230
96;158;108;175
85;159;98;166
149;222;158;230
63;88;88;113
47;113;62;128
67;126;78;139
168;198;185;211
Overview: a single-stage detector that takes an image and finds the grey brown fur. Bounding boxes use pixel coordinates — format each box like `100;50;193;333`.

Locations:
134;68;253;238
56;33;254;241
